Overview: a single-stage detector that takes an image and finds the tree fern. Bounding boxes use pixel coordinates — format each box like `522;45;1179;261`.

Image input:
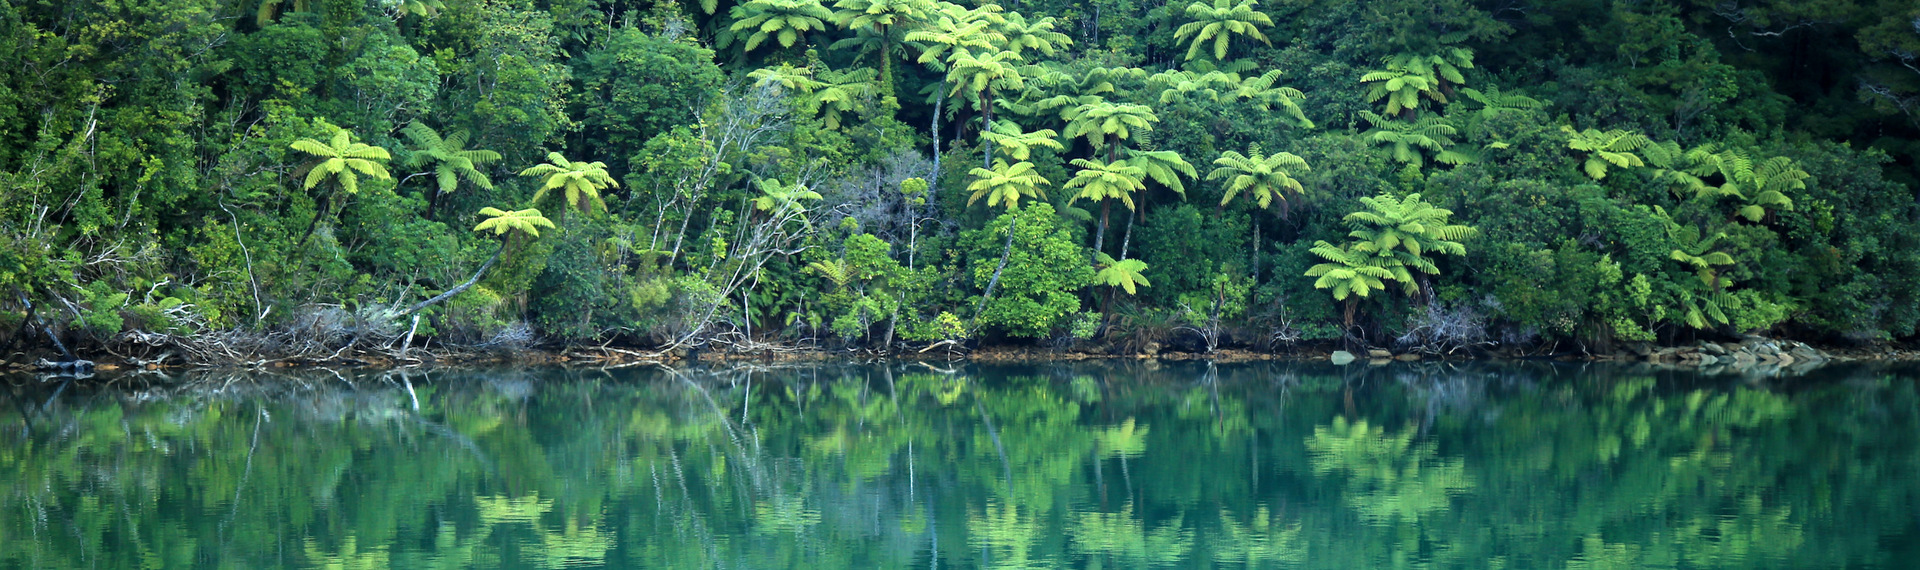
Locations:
1562;126;1651;180
1093;252;1151;295
291;129;392;195
1208;147;1309;212
519;152;616;215
1173;0;1273;61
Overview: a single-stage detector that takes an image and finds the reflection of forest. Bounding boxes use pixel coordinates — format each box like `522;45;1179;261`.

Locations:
2;362;1918;568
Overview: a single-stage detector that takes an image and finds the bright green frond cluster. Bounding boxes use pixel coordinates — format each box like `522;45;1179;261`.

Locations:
473;207;556;239
1209;147;1309;211
967;159;1050;209
726;0;835;52
1094;252;1152;295
1173;0;1273;61
519;152;617;215
291;129;393;194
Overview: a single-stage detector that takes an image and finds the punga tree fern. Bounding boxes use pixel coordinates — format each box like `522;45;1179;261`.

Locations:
1340;192;1478;297
724;0;835;53
291;128;391;245
1563;126;1651;180
1360;111;1470;168
1065;157;1147;256
1648;143;1804;222
980;120;1064;160
1304;241;1399;328
404;207;554;315
993;11;1072;57
1093;251;1150;314
1307;192;1478;329
1208;147;1309;213
1173;0;1273;61
519;152;616;215
400;121;500;215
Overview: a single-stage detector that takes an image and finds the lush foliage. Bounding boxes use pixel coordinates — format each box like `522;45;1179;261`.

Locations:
3;0;1919;355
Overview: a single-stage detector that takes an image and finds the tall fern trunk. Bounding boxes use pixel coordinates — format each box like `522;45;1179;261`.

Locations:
1251;215;1261;282
1118;212;1134;260
970;208;1021;329
930;88;944;194
297;192;342;248
981;90;995;168
404;240;507;315
1092;200;1109;259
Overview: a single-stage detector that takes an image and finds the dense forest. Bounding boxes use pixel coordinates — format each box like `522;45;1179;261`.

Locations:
3;0;1920;359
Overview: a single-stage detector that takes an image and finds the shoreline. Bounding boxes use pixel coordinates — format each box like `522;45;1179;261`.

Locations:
11;335;1919;376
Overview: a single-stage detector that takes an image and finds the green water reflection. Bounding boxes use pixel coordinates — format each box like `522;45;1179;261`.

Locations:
3;361;1919;568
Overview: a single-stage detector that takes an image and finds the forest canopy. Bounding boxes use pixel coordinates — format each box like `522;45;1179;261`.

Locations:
2;0;1919;357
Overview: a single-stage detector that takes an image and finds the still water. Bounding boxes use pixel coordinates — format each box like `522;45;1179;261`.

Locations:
3;361;1919;568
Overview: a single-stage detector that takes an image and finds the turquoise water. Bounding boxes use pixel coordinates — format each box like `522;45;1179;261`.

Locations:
3;361;1918;568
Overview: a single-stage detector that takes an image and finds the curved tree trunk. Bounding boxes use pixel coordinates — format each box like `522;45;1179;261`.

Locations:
404;240;506;315
1118;212;1134;260
970;208;1021;329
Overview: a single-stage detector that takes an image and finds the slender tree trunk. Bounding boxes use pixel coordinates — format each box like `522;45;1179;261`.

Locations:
404;240;506;315
970;208;1020;329
1092;200;1109;258
1251;215;1261;281
668;206;697;265
929;88;944;194
982;92;995;167
297;193;332;248
1118;212;1135;260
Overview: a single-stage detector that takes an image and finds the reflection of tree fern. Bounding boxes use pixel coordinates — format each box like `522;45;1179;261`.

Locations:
1305;417;1473;524
1067;503;1192;565
1212;506;1306;567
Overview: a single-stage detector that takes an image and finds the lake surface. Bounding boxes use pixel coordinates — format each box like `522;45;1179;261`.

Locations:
3;361;1919;568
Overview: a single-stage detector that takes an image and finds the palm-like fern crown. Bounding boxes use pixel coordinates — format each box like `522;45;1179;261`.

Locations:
1032;67;1138;119
1122;149;1198;197
966;159;1050;209
1093;252;1152;295
1360;50;1474;115
981;120;1063;160
1173;0;1273;61
290;129;392;194
1062;102;1158;151
1208;147;1309;210
473;207;556;239
1343;193;1477;261
905;4;1004;70
728;0;835;52
518;152;616;214
1562;126;1651;180
830;0;934;31
1360;111;1463;166
807;66;878;130
748;63;826;96
1065;158;1148;210
1458;86;1543;119
1647;143;1804;221
943;47;1025;110
402;121;500;194
1304;240;1402;300
994;12;1072;57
